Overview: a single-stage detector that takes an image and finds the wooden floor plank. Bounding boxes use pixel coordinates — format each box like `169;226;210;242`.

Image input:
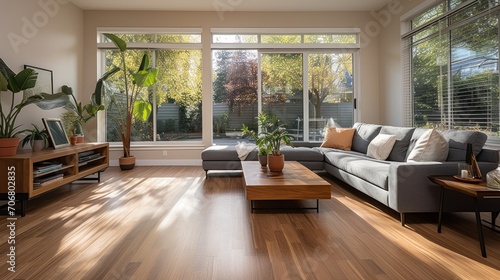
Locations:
1;166;499;279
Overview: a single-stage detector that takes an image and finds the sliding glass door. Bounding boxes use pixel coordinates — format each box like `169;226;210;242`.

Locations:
260;52;304;140
212;49;355;144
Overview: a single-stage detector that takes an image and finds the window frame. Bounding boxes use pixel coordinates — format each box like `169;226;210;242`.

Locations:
401;0;500;147
211;28;360;142
96;28;203;147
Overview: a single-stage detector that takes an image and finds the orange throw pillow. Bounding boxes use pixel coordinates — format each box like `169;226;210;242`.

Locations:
320;127;356;150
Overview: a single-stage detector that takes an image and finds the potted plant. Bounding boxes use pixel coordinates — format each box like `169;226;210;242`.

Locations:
242;111;292;171
263;125;293;172
95;34;158;170
241;112;273;166
60;85;107;144
21;124;49;152
0;58;69;156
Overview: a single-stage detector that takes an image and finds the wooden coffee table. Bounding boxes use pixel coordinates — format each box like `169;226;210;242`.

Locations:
242;161;331;212
429;176;500;258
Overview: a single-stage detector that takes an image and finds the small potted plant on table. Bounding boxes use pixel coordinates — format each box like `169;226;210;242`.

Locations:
21;124;49;151
242;111;292;171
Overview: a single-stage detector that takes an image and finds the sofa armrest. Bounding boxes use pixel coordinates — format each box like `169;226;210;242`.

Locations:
387;161;497;213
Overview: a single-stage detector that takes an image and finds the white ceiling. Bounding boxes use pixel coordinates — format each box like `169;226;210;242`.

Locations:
70;0;393;12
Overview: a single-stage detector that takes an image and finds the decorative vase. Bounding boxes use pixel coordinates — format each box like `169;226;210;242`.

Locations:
119;156;136;170
268;154;285;172
32;139;45;152
486;165;500;189
0;138;20;157
70;135;77;145
258;154;268;167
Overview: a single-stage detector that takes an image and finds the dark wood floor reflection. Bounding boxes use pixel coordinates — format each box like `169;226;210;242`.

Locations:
1;166;499;279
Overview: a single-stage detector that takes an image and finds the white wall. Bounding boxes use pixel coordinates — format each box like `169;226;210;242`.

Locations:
378;0;426;126
83;10;382;164
0;0;83;147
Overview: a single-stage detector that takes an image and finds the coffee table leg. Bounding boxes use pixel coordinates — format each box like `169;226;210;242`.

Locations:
438;187;444;233
473;198;487;257
316;199;319;213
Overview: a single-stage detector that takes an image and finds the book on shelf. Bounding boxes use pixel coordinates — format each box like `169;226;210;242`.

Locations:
33;173;64;184
33;176;64;187
78;153;101;163
34;161;63;174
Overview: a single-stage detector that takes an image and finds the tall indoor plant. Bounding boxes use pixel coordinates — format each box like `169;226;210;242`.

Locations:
95;33;158;170
0;58;69;156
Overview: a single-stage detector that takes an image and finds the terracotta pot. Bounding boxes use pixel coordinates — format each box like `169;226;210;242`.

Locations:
258;154;268;167
70;136;77;145
32;139;45;152
76;135;84;144
0;138;20;157
119;156;136;170
268;154;285;172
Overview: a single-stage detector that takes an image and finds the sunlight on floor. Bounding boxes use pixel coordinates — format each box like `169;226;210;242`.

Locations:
157;177;204;230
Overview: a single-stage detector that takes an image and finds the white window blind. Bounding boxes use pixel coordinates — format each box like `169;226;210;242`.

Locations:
402;0;500;145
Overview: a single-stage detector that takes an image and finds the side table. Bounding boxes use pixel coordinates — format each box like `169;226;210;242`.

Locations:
428;176;500;258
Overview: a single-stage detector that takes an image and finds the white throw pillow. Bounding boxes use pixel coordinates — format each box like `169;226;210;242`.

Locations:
367;134;397;160
407;129;449;162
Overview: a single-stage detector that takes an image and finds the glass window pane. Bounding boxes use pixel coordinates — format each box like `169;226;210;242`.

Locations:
212;35;258;43
212;50;258;145
261;35;301;44
102;33;200;43
450;15;499;132
412;35;448;128
156;49;203;141
308;53;354;141
304;34;357;44
412;2;446;29
261;53;303;141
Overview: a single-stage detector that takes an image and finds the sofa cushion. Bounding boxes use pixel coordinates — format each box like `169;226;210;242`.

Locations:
351;123;383;154
367;134;396;160
201;145;258;161
441;130;488;161
380;126;415;162
281;146;324;162
407;129;449;162
320;127;355;150
324;151;390;190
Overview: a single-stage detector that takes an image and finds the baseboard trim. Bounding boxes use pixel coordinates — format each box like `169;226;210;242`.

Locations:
110;159;202;166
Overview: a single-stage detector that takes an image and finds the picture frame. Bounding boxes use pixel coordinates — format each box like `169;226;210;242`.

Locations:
24;65;53;94
42;118;71;149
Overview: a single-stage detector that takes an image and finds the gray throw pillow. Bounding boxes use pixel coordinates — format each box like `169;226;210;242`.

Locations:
380;126;415;162
441;130;487;161
351;123;382;154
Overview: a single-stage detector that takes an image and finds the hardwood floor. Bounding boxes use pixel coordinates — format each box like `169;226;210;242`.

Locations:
1;166;499;279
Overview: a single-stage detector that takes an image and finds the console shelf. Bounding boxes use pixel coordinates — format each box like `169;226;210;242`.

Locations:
0;142;109;216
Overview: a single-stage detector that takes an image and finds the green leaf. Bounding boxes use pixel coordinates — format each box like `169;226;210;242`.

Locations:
132;68;158;87
93;67;119;105
0;71;7;91
11;68;38;93
35;92;71;110
133;100;152;122
138;53;149;72
104;33;127;52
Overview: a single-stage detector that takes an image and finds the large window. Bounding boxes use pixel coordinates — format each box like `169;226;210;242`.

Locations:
212;29;358;144
98;30;202;143
403;0;500;140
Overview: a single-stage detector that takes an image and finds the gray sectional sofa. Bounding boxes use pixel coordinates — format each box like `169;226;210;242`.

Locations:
202;123;499;224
